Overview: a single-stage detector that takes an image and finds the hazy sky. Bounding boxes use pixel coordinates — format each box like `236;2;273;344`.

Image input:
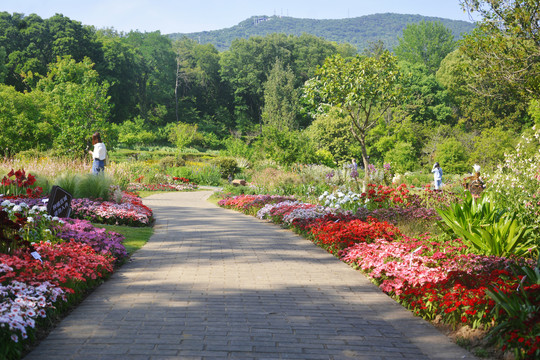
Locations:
2;0;477;34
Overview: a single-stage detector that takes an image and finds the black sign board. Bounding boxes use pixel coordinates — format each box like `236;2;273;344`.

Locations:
47;185;73;218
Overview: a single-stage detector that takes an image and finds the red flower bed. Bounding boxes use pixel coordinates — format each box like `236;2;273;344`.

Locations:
309;216;401;253
0;240;115;292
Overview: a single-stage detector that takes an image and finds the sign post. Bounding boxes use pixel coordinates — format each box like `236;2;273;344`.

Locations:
47;185;73;218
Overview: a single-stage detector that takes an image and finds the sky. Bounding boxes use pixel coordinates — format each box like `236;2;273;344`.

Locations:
1;0;477;34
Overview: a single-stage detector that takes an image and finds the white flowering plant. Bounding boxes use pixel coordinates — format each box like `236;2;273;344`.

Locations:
318;190;364;213
483;128;540;228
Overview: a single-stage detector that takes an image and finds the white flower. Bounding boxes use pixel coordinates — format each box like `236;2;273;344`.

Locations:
12;205;22;212
1;200;11;207
27;217;34;223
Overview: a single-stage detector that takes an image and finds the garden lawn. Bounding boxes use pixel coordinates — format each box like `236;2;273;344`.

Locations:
93;224;153;255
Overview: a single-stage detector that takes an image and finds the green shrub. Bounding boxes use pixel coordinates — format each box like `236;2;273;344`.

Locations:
212;157;239;179
158;155;185;171
169;164;222;186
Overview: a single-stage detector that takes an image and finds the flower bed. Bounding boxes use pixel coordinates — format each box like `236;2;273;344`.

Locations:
218;191;539;359
71;191;153;227
0;241;115;357
0;185;147;358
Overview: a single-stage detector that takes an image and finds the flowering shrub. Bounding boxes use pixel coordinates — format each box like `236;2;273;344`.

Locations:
71;191;153;227
56;219;127;261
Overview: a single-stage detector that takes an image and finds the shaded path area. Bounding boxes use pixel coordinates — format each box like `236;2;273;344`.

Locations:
25;191;475;360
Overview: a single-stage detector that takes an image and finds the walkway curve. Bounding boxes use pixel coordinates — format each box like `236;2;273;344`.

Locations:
24;191;476;360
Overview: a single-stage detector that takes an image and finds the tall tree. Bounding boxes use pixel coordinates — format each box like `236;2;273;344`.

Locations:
261;58;299;131
96;29;140;123
304;52;404;186
394;21;457;74
33;56;112;156
459;1;540;97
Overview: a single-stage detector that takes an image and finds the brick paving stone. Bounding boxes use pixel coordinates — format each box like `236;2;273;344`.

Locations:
24;191;477;360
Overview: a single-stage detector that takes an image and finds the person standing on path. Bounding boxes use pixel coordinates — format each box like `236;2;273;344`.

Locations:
432;162;443;190
89;132;107;175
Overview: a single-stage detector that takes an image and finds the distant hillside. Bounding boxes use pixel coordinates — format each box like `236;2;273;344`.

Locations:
168;13;476;52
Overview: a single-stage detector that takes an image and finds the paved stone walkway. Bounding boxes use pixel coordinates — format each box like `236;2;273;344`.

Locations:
24;191;476;360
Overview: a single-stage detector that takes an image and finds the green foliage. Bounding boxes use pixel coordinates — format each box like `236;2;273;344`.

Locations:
529;98;540;127
53;173;112;200
33;56;112;157
394;21;457;74
304;51;404;184
220;136;257;161
258;126;318;166
306;108;358;164
437;193;537;257
212;157;240;179
114;116;157;147
0;84;53;155
435;137;469;174
469;127;516;171
261;59;300;130
384;141;418;173
398;62;455;124
158;155;186;171
168;163;222;186
76;174;113;200
169;122;199;151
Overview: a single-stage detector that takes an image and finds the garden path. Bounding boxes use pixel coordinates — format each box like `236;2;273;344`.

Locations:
24;191;475;360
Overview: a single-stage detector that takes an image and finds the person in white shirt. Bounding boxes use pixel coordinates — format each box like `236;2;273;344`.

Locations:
89;132;107;175
431;162;443;190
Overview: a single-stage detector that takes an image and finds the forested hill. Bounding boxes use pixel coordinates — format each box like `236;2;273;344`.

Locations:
168;13;476;51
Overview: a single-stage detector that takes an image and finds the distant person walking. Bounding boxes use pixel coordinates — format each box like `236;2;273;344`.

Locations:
89;132;107;175
431;162;443;190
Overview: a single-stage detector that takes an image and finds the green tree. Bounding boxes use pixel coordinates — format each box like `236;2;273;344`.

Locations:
437;48;530;129
435;137;469;174
306;108;360;164
261;59;299;131
0;84;53;155
169;121;199;151
460;1;540;121
96;30;140;123
124;31;176;126
399;61;454;124
0;46;6;82
34;56;112;156
384;141;418;173
114;116;157;147
257;126;317;166
394;21;457;74
470;127;516;171
304;52;404;186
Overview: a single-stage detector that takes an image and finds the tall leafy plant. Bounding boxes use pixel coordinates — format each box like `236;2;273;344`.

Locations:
437;193;537;257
